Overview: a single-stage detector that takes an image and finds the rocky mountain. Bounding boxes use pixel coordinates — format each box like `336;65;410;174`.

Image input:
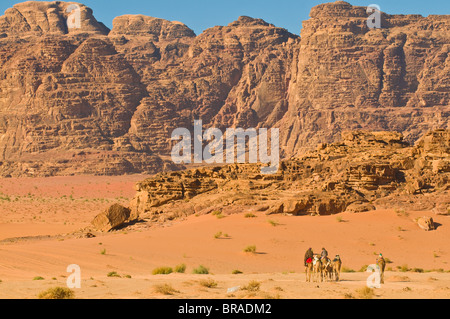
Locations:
129;129;449;224
0;1;448;177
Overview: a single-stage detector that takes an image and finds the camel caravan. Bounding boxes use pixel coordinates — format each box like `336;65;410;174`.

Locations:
304;248;386;283
304;247;341;282
305;249;342;282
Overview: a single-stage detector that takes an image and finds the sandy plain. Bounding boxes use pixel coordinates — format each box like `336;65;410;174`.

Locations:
0;176;449;299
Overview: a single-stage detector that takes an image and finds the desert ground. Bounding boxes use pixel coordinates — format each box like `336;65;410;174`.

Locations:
0;175;449;299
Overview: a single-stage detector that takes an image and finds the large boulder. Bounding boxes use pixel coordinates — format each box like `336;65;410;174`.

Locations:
91;204;132;232
415;216;435;231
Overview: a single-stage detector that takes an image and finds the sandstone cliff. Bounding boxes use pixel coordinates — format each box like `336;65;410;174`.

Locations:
129;129;450;222
0;1;448;176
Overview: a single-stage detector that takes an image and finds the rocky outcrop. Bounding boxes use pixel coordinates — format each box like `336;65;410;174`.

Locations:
415;216;435;231
91;203;132;232
0;2;109;36
109;15;195;40
0;1;448;177
282;1;449;155
129;129;450;222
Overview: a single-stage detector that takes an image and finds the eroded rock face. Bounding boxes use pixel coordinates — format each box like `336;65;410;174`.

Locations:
130;130;449;222
0;1;448;177
0;2;109;36
109;15;196;40
282;2;449;155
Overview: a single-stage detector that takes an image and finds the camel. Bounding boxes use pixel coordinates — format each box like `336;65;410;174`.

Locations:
332;255;342;282
313;255;323;282
376;257;386;284
322;257;333;282
305;261;313;282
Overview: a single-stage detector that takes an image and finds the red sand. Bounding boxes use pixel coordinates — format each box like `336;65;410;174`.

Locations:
0;176;449;299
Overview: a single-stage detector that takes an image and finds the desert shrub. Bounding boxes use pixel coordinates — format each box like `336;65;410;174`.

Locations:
214;232;223;239
33;276;45;281
395;209;409;217
152;267;173;275
242;280;261;292
175;264;186;273
232;270;243;275
399;264;410;272
212;210;225;218
38;287;75;299
245;213;257;218
244;245;257;254
341;267;355;273
192;265;209;275
356;287;375;299
107;271;121;278
261;292;281;299
199;278;218;288
359;265;369;272
268;220;279;227
154;284;179;295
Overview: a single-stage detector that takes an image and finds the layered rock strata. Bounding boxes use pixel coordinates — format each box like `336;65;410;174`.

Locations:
129;129;450;222
0;1;448;176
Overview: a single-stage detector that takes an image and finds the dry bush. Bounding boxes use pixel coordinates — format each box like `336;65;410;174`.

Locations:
175;264;186;273
192;265;209;275
38;287;75;299
244;245;257;254
242;280;261;292
154;284;179;295
356;287;375;299
152;267;173;275
198;278;218;288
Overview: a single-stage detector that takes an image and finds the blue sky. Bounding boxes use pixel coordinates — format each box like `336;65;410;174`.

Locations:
1;0;449;35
